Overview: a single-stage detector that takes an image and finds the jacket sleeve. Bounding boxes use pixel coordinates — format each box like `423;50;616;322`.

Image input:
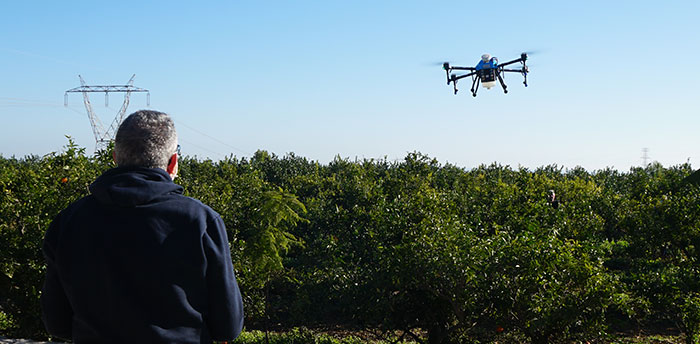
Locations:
41;216;74;340
203;214;244;341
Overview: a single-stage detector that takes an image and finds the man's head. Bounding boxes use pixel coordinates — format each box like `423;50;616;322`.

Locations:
114;110;178;175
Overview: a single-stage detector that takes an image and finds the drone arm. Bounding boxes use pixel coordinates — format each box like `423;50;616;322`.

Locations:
501;67;529;86
450;66;476;71
445;65;474;84
501;65;530;87
451;71;476;81
500;53;528;67
450;71;477;94
497;58;524;68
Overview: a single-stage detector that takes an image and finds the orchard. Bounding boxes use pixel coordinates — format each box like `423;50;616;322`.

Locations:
1;142;699;343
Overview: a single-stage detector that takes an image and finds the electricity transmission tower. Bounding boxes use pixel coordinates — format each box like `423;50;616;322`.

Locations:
65;75;150;151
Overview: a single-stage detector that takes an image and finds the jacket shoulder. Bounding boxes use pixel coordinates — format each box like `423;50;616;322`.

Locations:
173;194;222;217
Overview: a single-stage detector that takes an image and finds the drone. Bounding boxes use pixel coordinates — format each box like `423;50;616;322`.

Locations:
442;53;530;97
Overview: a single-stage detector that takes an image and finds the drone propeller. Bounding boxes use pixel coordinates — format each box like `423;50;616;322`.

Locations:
520;50;543;61
517;49;544;57
429;61;456;66
429;61;454;71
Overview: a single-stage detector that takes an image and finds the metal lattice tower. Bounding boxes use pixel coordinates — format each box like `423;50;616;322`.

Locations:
642;147;650;166
64;75;150;151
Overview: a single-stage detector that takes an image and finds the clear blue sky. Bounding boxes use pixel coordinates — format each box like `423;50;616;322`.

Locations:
2;1;699;170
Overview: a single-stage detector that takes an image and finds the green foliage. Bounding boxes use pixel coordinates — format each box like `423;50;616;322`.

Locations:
0;138;112;338
247;188;307;285
1;143;699;343
175;154;307;321
232;327;399;344
682;294;700;344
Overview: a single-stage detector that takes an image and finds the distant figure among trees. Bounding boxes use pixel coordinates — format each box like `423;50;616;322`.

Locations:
548;189;559;209
41;110;244;343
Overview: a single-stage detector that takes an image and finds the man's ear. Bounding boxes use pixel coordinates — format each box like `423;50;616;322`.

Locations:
166;153;178;179
112;151;117;164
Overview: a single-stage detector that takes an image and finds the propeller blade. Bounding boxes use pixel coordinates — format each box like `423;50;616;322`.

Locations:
428;61;460;71
429;61;455;66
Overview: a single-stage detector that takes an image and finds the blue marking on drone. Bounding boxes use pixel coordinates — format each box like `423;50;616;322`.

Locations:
475;59;498;71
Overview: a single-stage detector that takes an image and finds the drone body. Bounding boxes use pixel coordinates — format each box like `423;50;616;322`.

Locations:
442;53;530;97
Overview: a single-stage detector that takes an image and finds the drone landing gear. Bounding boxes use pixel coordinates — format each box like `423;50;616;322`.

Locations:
471;77;480;97
497;74;508;94
450;74;459;94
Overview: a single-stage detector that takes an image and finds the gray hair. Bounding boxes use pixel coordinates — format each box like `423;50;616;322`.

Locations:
114;110;178;170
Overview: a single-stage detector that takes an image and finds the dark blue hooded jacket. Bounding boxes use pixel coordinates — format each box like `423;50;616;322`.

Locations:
41;166;244;343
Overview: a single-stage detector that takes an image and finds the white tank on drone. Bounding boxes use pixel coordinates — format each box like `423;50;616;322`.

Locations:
480;54;497;89
482;81;497;89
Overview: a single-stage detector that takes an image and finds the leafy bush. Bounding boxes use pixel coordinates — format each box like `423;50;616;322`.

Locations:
2;143;699;343
232;327;390;344
682;294;700;344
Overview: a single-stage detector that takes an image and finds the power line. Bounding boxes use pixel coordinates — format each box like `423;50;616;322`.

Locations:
0;98;85;119
2;48;104;71
177;138;229;159
4;97;249;159
0;97;64;108
65;106;87;117
171;117;250;156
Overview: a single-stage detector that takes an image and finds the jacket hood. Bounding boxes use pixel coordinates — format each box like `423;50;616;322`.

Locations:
89;166;184;207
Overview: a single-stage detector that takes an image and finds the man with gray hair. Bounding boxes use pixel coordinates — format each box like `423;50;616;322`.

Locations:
41;110;244;343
